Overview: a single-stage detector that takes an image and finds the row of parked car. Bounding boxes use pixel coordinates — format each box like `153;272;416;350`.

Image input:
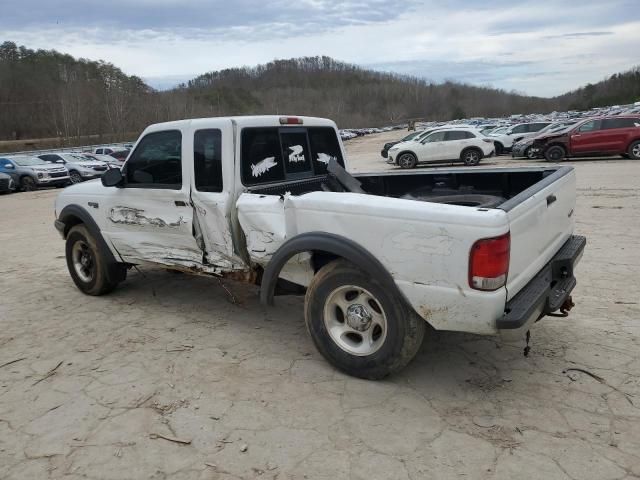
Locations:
0;146;131;193
381;114;640;168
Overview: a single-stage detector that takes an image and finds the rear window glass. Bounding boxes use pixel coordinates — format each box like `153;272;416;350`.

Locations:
241;127;344;185
445;131;474;141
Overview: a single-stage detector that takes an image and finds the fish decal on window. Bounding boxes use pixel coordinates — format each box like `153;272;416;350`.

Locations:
288;145;305;163
317;153;336;165
251;156;277;178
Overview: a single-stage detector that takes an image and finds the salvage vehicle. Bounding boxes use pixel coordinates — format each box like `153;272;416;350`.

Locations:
38;153;110;184
387;128;495;168
54;116;585;379
380;130;426;158
0;155;70;191
530;116;640;161
512;121;578;159
489;122;551;155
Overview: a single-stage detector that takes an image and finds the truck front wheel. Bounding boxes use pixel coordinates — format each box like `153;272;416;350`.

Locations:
304;259;425;379
65;224;124;295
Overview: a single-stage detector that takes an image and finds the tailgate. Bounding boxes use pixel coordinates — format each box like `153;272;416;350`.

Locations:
503;167;576;301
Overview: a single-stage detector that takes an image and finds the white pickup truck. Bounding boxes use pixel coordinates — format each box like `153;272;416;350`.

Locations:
54;116;585;379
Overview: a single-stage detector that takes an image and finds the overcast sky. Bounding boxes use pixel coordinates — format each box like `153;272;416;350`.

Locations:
2;0;639;96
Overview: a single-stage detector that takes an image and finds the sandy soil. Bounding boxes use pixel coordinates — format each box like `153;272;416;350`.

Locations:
1;132;639;479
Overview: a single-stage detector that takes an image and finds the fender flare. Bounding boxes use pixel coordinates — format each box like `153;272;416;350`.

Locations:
259;232;405;306
58;204;118;265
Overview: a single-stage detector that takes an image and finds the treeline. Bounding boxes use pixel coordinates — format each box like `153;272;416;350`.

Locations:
1;41;639;143
558;67;640;111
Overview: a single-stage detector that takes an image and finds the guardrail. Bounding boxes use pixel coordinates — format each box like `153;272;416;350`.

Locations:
1;142;135;157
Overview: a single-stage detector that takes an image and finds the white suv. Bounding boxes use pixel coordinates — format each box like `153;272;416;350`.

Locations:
489;122;551;154
388;128;495;169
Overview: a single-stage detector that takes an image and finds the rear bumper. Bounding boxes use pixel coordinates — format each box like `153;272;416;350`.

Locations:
498;235;586;330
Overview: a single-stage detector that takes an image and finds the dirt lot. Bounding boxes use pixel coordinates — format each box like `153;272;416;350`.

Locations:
1;131;639;479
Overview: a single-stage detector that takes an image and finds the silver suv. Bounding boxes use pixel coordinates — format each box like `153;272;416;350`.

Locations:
38;153;110;184
0;156;70;191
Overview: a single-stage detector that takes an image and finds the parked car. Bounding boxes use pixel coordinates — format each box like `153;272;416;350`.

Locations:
38;153;110;184
92;147;115;155
530;116;640;161
387;128;495;168
489;122;552;154
512;121;578;159
0;156;70;191
380;130;427;158
0;172;15;194
109;150;130;162
53;115;584;379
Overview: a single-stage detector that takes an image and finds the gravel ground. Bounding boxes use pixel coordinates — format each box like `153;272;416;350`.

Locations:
1;131;639;479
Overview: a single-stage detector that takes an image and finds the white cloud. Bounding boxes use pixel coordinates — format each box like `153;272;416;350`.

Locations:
3;0;639;96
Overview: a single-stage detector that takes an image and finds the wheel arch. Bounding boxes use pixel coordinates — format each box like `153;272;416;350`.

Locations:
460;146;483;158
259;232;408;307
396;150;417;163
58;205;118;264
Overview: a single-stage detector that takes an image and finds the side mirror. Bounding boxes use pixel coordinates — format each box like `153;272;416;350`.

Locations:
3;163;15;169
101;167;124;187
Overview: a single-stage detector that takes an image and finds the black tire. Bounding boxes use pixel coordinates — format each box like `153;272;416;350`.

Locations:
620;153;629;159
20;176;37;192
397;152;417;169
304;259;426;379
423;193;505;208
494;142;504;156
545;145;566;162
69;170;83;184
461;148;482;166
65;224;124;295
628;140;640;160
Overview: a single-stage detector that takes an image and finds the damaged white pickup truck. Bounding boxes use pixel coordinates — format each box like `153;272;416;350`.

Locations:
54;116;585;379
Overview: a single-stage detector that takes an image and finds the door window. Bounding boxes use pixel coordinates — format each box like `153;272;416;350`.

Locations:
602;118;639;129
578;120;601;133
444;131;470;141
125;130;182;189
194;129;223;192
424;131;446;142
511;125;527;134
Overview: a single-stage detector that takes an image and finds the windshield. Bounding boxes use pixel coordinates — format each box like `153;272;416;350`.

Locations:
490;127;508;135
401;131;424;142
12;156;48;166
65;154;94;162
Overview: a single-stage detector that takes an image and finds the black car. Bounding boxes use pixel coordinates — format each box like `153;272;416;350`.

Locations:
380;130;426;158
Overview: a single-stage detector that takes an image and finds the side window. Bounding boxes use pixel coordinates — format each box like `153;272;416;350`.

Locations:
125;130;182;189
241;128;285;185
281;131;312;177
425;131;446;142
95;149;103;154
194;129;223;192
444;131;467;141
578;120;601;133
465;131;477;139
308;127;344;174
511;125;527;134
602;118;638;129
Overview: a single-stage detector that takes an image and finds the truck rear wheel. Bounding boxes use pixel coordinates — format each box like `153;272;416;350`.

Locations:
304;259;425;379
65;224;124;295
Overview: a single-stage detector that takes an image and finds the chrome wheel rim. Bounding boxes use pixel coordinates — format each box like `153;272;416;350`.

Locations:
399;154;414;168
526;148;536;159
72;240;94;283
323;285;387;356
70;172;82;184
633;144;640;158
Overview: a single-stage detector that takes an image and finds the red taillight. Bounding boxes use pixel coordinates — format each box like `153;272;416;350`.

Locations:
279;116;303;125
469;233;510;291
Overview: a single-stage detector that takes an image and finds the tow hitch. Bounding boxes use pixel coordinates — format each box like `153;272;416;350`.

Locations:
548;295;575;318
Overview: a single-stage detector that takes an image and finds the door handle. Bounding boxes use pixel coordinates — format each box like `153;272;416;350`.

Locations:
546;194;557;206
174;200;188;207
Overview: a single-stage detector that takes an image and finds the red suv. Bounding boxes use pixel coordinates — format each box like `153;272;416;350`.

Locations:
530;116;640;161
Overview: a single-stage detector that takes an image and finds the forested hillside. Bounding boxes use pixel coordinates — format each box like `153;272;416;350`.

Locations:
1;41;639;143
